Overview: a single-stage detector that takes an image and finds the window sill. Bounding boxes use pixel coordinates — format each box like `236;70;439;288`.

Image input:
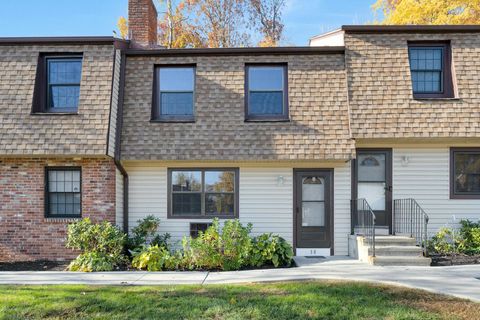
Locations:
43;216;81;223
450;195;480;200
413;97;461;101
150;119;195;123
245;118;290;123
167;215;238;220
31;112;79;116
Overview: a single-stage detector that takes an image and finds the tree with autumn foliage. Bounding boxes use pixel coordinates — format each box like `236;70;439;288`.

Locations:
117;0;287;48
374;0;480;24
249;0;286;47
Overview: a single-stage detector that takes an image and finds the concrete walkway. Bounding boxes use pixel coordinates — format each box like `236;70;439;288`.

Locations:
0;257;479;303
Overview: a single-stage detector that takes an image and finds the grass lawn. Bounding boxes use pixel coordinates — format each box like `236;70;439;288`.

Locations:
0;281;478;320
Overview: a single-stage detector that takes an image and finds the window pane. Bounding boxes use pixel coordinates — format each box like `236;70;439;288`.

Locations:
48;60;82;84
302;176;325;201
50;85;80;109
159;67;194;91
160;92;193;116
358;154;386;182
172;193;202;215
409;47;443;94
205;171;235;192
172;171;202;192
205;193;234;215
358;182;386;211
301;202;325;227
47;169;81;216
455;153;480;193
249;67;284;91
249;91;283;115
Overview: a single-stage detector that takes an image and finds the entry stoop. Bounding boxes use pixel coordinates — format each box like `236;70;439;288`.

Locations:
354;236;432;266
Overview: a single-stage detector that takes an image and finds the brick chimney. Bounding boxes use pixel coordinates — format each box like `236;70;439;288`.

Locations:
128;0;158;48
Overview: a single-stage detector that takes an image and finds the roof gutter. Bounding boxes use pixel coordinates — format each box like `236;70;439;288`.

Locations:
126;46;345;57
342;25;480;33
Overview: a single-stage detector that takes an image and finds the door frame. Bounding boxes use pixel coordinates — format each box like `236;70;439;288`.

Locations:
293;168;334;255
351;148;393;234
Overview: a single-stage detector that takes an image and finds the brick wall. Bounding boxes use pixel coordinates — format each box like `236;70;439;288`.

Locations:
121;53;355;161
345;32;480;139
0;157;116;262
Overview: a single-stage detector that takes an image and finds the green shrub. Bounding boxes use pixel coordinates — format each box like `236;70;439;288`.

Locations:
181;219;253;271
68;252;125;272
131;245;177;271
427;227;461;255
459;219;480;255
126;215;170;251
250;233;293;267
66;218;126;271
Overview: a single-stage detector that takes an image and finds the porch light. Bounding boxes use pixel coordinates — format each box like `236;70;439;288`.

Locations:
276;176;285;186
401;156;409;166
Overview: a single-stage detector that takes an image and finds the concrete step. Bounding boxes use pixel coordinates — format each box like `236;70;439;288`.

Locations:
364;236;417;247
369;256;432;266
369;246;424;257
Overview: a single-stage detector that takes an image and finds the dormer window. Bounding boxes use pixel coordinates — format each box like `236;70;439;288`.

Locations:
32;53;83;114
408;42;454;99
47;57;82;112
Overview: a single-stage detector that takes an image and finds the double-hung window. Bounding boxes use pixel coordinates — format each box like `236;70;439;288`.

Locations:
245;64;288;121
47;57;82;112
32;53;83;114
168;169;238;218
153;66;195;121
408;42;454;99
450;148;480;199
45;167;82;218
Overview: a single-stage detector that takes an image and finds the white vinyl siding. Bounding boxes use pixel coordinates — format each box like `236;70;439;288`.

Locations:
393;148;480;235
115;168;124;229
334;163;351;255
125;164;351;254
239;168;293;243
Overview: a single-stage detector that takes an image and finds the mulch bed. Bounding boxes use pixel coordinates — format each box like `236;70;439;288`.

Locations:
0;260;69;271
430;254;480;266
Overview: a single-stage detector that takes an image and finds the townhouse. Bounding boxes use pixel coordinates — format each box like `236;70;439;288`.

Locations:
1;0;479;262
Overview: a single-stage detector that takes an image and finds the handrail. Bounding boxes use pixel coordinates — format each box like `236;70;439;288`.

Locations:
393;198;429;256
351;198;376;257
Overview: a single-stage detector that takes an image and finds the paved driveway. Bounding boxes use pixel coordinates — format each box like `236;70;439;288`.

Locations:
0;257;478;302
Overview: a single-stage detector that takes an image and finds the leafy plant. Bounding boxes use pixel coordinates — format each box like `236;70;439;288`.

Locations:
68;252;125;272
250;233;293;267
131;245;177;271
181;219;253;271
126;215;170;251
458;219;480;255
427;227;461;255
66;218;126;272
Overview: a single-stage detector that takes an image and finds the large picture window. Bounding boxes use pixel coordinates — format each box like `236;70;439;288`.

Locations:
168;168;238;218
451;148;480;199
45;167;81;218
245;64;288;121
153;65;195;121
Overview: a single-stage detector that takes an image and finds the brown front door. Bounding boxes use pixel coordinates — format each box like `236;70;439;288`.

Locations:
294;169;333;248
353;149;393;232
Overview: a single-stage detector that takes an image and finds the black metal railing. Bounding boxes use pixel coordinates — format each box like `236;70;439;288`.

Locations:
351;198;376;257
393;198;429;256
